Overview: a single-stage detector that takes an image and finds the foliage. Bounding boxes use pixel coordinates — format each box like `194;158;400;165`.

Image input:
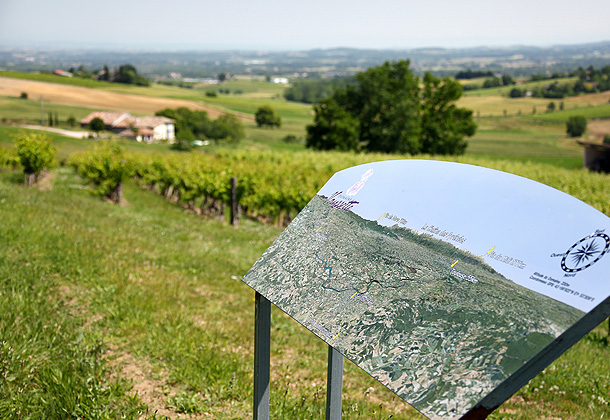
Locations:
306;97;361;151
20;91;27;99
306;60;476;155
603;134;610;145
210;113;245;143
454;69;493;79
483;77;502;88
113;64;150;86
282;134;300;143
67;114;76;127
420;73;477;155
0;146;20;169
12;131;56;185
156;107;245;144
284;77;353;103
566;116;587;137
509;87;525;98
255;105;282;128
70;141;134;203
89;117;105;132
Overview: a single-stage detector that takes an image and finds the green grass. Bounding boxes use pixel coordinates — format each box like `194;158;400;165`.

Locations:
468;118;581;162
0;163;608;419
0;126;176;162
0;70;118;89
531;104;610;123
0;96;93;123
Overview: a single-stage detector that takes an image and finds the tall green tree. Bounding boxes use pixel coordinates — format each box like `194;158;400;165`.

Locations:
306;60;476;155
420;73;476;155
306;97;360;151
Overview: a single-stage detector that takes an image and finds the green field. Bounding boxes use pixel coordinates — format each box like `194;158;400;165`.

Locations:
0;96;92;123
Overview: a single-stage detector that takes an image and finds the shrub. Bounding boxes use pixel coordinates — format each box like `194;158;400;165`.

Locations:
70;141;134;204
282;135;300;143
255;105;282;128
12;131;56;186
205;91;217;97
566;116;587;137
0;147;21;170
89;117;105;132
20;92;28;99
603;134;610;145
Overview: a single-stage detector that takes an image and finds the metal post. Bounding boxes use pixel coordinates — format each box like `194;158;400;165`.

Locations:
230;177;238;226
254;292;271;420
326;345;343;420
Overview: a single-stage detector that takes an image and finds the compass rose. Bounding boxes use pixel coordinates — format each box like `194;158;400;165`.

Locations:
561;233;610;273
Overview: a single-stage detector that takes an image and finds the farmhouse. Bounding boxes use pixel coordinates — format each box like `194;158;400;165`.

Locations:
80;111;175;143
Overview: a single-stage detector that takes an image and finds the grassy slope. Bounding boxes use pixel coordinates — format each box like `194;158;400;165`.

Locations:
0;166;608;419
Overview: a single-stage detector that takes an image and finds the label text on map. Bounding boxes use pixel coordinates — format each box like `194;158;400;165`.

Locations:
451;268;478;284
421;224;467;244
487;251;526;269
325;191;359;211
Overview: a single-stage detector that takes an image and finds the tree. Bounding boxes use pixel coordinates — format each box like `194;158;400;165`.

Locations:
210;114;245;143
547;102;556;112
306;98;360;151
113;64;150;86
12;131;56;186
255;105;282;128
509;88;524;98
89;117;105;132
306;60;476;155
67;115;76;127
483;77;502;88
566;116;587;137
501;74;515;86
420;73;476;155
348;60;421;153
218;72;227;82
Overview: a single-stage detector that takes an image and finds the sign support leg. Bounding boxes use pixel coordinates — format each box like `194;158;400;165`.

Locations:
254;292;271;420
326;344;343;420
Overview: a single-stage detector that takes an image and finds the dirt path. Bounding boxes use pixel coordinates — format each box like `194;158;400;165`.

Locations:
19;124;92;138
0;77;253;121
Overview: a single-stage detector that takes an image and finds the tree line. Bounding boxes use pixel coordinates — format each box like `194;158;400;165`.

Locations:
284;77;353;104
306;60;477;155
68;64;150;86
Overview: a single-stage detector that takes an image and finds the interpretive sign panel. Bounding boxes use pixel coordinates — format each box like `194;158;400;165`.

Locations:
241;160;610;419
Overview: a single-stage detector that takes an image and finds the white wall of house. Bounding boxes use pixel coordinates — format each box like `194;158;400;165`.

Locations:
153;123;175;141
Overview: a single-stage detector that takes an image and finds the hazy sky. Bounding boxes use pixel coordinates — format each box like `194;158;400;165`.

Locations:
1;0;609;50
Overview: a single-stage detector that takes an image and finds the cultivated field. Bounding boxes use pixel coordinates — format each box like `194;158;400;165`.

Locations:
0;76;252;120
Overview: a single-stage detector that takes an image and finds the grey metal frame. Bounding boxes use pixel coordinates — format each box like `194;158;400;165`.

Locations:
253;292;345;420
253;292;271;420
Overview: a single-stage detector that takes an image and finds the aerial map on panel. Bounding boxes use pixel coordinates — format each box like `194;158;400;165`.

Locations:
241;160;610;420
